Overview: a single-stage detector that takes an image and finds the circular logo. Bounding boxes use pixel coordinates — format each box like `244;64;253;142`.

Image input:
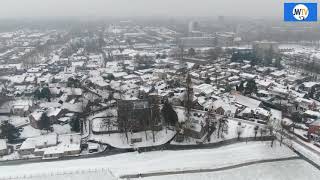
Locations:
293;4;309;21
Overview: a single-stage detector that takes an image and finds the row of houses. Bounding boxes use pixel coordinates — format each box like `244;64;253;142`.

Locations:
19;133;81;159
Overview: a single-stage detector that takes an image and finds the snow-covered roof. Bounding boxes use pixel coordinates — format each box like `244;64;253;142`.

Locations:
257;90;270;95
20;133;58;150
46;108;62;117
40;133;82;155
27;67;41;73
190;72;200;78
271;70;286;77
296;97;314;104
234;94;261;109
229;62;241;66
227;69;240;74
58;117;70;122
310;120;320;127
239;73;256;79
290;90;306;98
270;109;282;120
113;72;128;78
62;102;83;113
255;107;270;117
49;87;62;95
0;63;21;69
303;82;320;88
62;88;83;96
241;64;251;69
123;74;139;80
256;79;273;87
59;133;81;144
25;75;36;82
7;74;25;84
194;84;214;95
43;146;64;155
136;68;154;74
219;103;238;114
270;86;288;95
228;76;240;81
30;110;44;121
39;102;62;108
238;107;252;115
12;99;33;107
304;110;320;118
71;61;85;67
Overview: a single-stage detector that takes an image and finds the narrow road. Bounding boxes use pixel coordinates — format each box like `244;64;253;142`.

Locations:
277;130;320;157
290;134;320;157
120;157;301;179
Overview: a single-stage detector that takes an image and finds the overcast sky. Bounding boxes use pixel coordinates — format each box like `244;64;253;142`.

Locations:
0;0;287;18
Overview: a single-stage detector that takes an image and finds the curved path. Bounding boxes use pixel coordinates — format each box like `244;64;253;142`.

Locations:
120;157;301;179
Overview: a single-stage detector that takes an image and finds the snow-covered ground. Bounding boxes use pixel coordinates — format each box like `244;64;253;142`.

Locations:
0;141;298;179
136;159;320;180
0;169;117;180
172;118;267;145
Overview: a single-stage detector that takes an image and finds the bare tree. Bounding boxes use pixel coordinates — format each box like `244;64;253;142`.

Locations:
217;117;228;139
236;122;243;140
205;110;216;142
260;127;267;139
268;125;275;147
184;73;193;128
254;126;259;140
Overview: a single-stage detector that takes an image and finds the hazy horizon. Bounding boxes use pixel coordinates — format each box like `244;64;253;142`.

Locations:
1;0;285;19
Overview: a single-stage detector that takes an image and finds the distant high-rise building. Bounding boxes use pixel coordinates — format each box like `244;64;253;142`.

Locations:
218;16;225;23
216;32;235;47
188;21;204;37
188;21;199;33
253;41;279;53
180;37;216;48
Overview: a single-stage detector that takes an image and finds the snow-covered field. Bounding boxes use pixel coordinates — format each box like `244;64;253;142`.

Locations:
0;141;299;180
137;159;320;180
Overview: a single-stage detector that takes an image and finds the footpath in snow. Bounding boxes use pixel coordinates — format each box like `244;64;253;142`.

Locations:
136;159;320;180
